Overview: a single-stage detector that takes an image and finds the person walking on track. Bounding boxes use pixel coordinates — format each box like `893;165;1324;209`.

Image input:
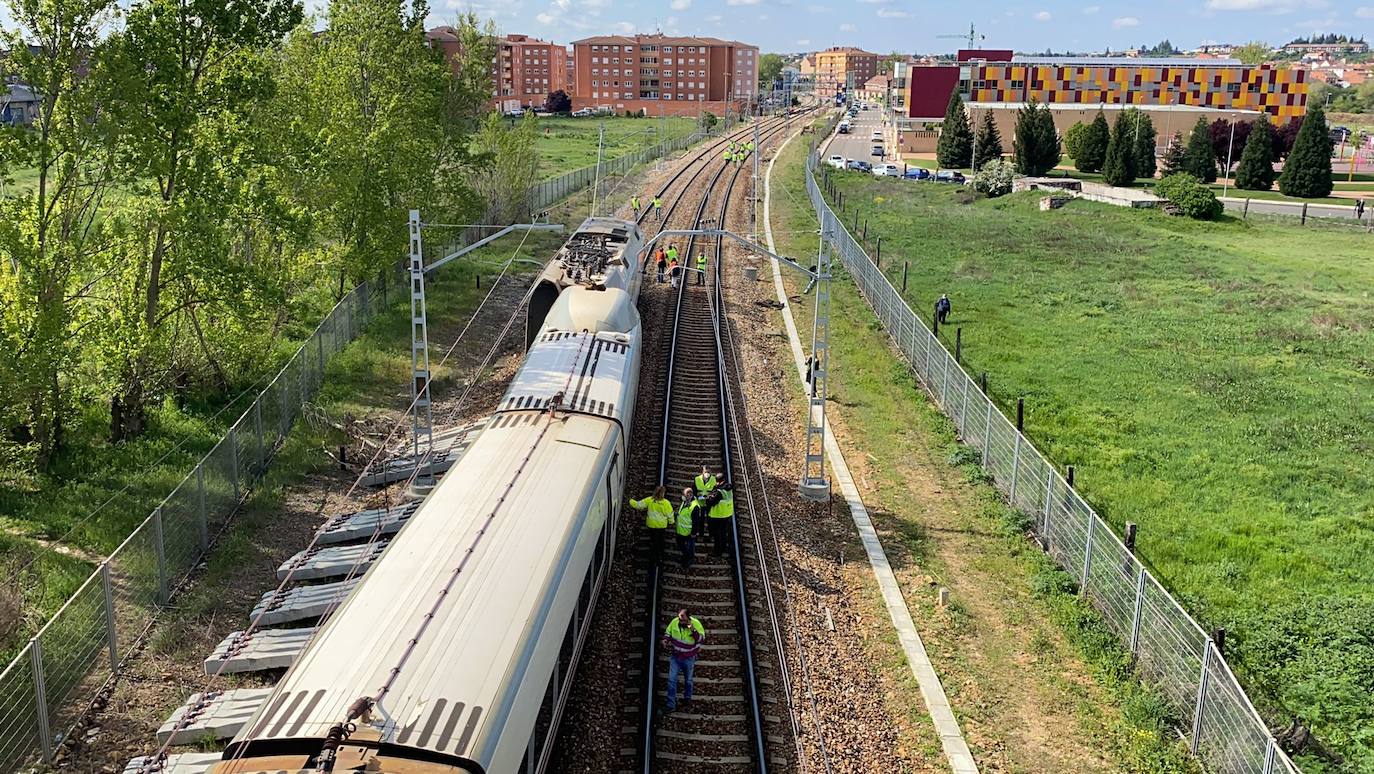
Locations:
694;466;718;538
631;195;641;218
663;608;707;712
706;483;734;557
653;195;663;220
668;257;680;288
695;252;707;286
675;487;700;569
629;486;673;565
655;248;667;283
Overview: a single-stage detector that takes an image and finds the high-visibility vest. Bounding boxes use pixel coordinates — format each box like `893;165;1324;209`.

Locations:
723;148;731;160
630;496;673;529
631;196;640;209
696;254;706;270
666;246;678;262
695;472;717;495
665;616;706;658
676;498;699;536
708;489;733;519
747;141;755;151
653;197;662;209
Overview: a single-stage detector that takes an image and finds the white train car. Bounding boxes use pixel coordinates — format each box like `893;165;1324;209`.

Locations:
213;220;644;774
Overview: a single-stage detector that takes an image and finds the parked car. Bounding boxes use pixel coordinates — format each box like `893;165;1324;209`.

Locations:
1331;126;1352;143
838;121;852;134
505;108;527;117
847;159;873;172
871;144;885;157
935;170;967;183
871;130;883;142
572;108;594;117
903;167;932;180
872;163;901;177
827;154;846;169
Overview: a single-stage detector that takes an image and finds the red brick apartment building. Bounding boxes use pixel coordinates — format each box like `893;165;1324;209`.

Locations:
427;28;570;111
571;33;759;116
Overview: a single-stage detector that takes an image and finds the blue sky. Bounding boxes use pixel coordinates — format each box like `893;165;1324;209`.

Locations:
436;0;1374;54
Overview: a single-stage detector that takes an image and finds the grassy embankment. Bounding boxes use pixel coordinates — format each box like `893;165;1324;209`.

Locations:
777;126;1202;771
818;168;1373;772
0;123;651;662
533;115;696;179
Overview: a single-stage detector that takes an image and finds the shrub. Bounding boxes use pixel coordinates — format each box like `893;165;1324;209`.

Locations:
972;159;1015;197
1156;173;1223;219
1278;105;1334;198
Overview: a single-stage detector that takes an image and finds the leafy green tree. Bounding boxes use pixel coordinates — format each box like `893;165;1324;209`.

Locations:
1125;108;1157;179
1233;41;1273;65
1033;101;1061;174
758;53;785;92
470;111;539;224
1184;117;1217;183
1278;105;1334;198
545;89;571;113
1161;131;1187;176
1075;109;1110;173
1235;116;1277;191
1063;121;1087;162
936;90;972;169
101;0;303;439
972;159;1015;197
1156;173;1223;219
0;0;120;465
972;110;1003;171
1102;112;1136;186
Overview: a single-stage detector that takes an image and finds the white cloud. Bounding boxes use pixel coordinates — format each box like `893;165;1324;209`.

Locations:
797;38;811;45
726;0;762;5
1205;0;1326;12
1083;4;1100;13
876;7;909;17
536;11;555;23
1356;5;1374;16
840;22;857;31
1034;10;1051;20
671;0;691;8
1112;15;1140;27
613;20;634;33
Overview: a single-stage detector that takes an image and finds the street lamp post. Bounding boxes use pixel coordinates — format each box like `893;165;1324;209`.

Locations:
1222;119;1236;198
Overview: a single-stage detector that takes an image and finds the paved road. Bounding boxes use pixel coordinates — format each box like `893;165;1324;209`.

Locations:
823;104;889;166
1220;196;1373;225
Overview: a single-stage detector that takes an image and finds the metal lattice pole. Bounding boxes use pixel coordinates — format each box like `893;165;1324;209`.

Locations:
800;221;833;500
409;210;435;489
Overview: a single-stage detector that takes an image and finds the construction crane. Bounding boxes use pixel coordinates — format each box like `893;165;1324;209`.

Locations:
938;23;984;49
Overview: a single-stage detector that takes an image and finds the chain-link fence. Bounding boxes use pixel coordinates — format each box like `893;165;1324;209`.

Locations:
0;125;718;770
801;125;1300;774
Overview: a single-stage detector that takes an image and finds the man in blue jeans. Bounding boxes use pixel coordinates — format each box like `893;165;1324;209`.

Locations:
663;607;707;712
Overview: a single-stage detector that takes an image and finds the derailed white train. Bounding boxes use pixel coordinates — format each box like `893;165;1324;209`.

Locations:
213;218;645;774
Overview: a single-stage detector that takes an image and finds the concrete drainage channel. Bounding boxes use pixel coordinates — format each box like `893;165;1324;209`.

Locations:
123;423;481;774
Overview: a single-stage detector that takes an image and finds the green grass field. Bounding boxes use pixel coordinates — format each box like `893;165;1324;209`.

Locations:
533;115;697;179
819;171;1374;771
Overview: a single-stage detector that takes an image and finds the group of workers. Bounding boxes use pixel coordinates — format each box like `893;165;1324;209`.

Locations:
722;138;755;166
630;194;664;221
650;244;708;288
630;468;734;713
630;466;734;571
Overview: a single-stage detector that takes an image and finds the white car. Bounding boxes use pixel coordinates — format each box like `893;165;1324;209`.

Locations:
572;108;593;117
872;163;901;177
827;154;846;169
871;130;884;142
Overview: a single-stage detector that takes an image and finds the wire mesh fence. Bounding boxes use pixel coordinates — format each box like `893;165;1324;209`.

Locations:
0;124;716;770
801;131;1300;774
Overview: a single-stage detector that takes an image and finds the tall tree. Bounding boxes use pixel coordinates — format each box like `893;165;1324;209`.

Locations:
545;89;571;113
1278;105;1334;198
758;53;785;92
1184;117;1217;183
1102;112;1136;187
0;0;120;465
1125;108;1157;179
936;90;972;169
972;110;1003;171
1210;119;1252;177
1033;101;1061;174
1075;109;1110;173
1063;121;1087;162
1233;41;1273;65
1276;115;1304;160
1160;131;1187;176
469;111;539;224
1235;115;1277;191
1014;99;1059;176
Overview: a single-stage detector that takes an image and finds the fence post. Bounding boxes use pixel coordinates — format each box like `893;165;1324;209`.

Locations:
1301;202;1308;225
1016;397;1024;432
955;327;962;363
227;425;240;501
901;261;908;293
959;377;970;438
875;236;881;267
195;463;208;550
253;399;265;472
153;505;169;607
981;400;993;467
1243;198;1251;220
1079;515;1095;594
1009;432;1022;504
1132;566;1143;657
98;561;120;672
1191;638;1215;754
30;637;52;763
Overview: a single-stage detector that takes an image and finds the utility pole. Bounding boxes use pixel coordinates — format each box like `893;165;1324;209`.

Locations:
408;210;434;490
752;103;762;242
591;120;606;216
800;223;833;500
1222;119;1236;198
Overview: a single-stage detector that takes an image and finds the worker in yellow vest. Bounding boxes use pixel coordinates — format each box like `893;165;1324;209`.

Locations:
662;608;706;712
694;466;718;538
652;195;663;220
631;195;641;218
706;483;734;557
695;252;707;286
675;487;700;569
629;485;674;564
